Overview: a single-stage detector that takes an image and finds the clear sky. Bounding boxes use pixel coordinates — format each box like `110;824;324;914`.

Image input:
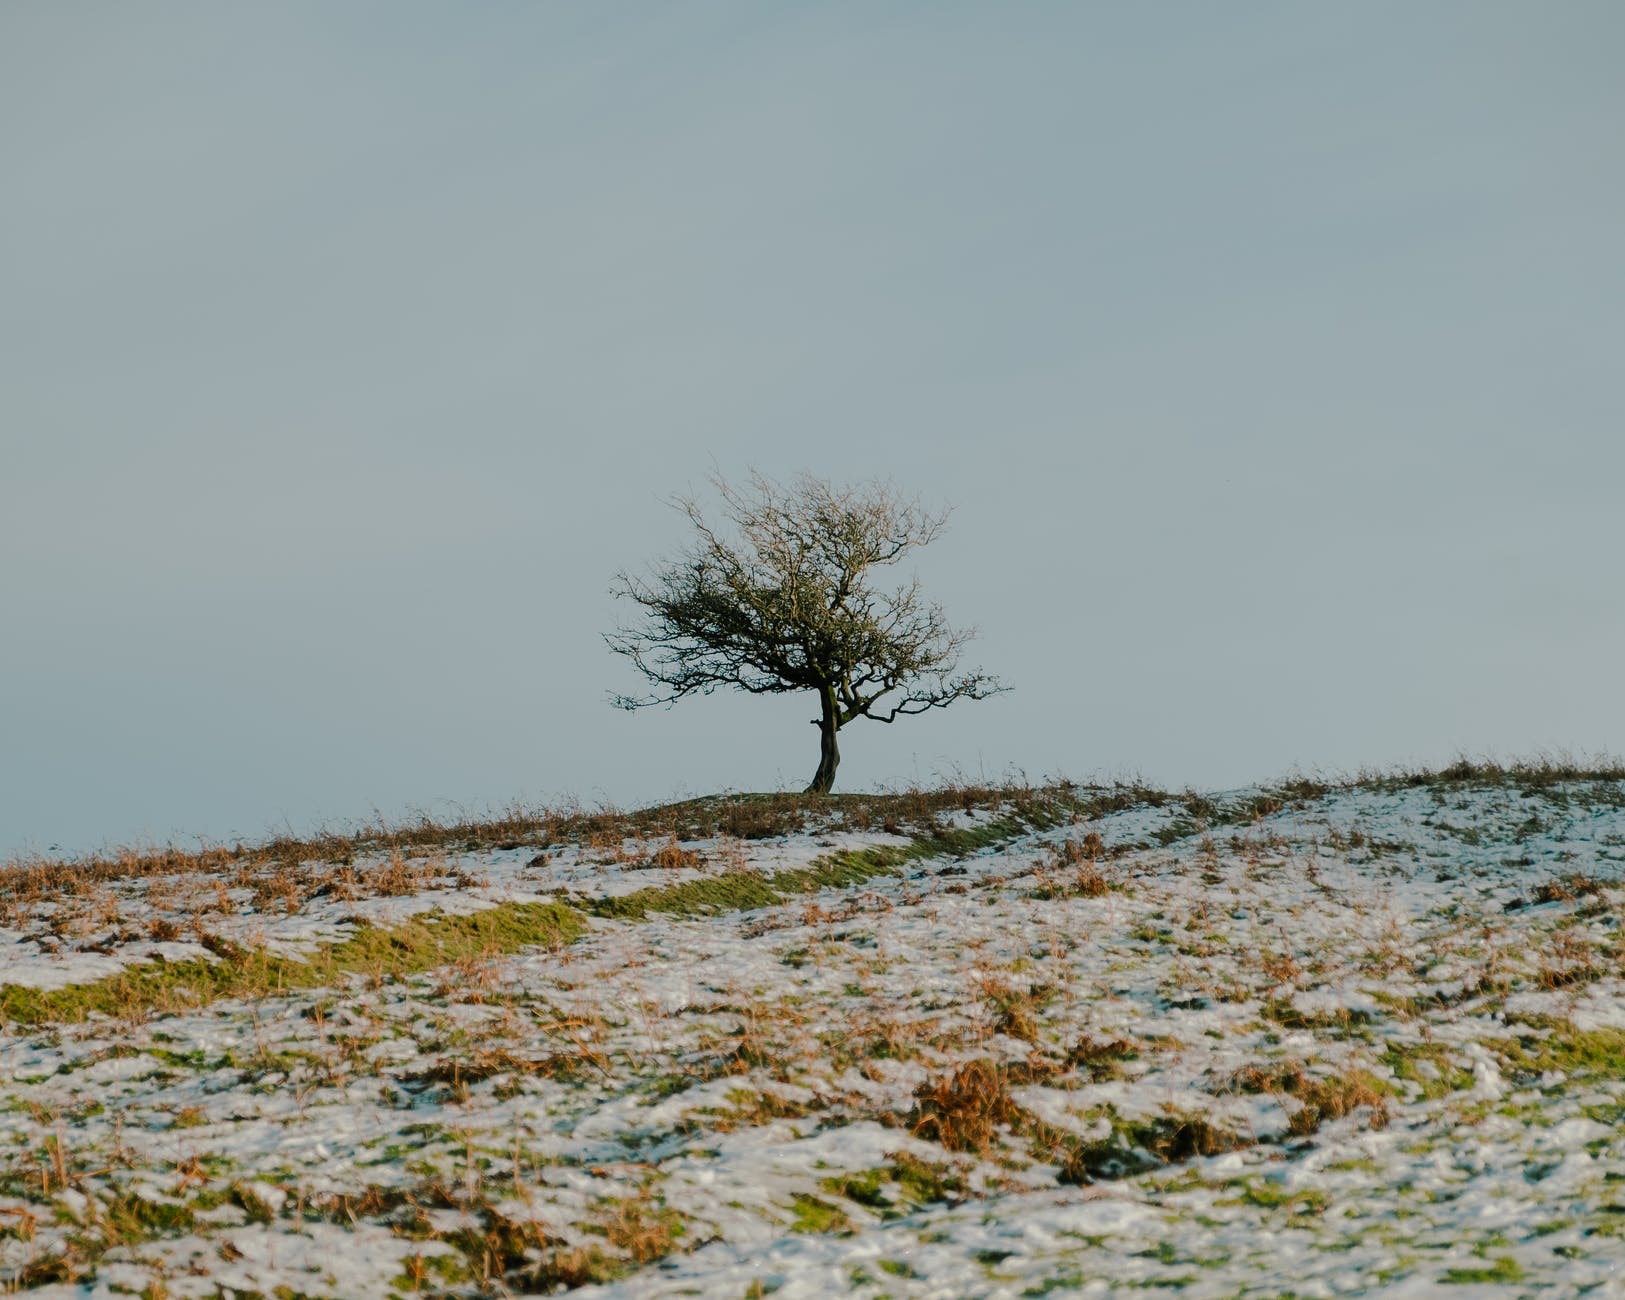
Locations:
4;2;1622;858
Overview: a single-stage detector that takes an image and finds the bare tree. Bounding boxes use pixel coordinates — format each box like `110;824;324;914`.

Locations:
606;472;1006;794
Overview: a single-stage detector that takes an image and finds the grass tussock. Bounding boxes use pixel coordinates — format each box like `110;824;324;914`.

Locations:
1532;872;1607;905
1067;1033;1141;1081
1030;832;1112;899
1224;1060;1391;1133
909;1059;1023;1155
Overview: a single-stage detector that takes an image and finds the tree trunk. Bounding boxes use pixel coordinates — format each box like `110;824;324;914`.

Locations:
806;688;840;794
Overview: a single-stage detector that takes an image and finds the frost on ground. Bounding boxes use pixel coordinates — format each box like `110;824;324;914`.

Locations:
3;770;1625;1297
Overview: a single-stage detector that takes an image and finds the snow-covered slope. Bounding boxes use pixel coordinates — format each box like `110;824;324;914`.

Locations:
3;776;1624;1296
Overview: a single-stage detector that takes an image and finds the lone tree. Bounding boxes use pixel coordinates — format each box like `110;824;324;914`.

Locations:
606;472;1006;794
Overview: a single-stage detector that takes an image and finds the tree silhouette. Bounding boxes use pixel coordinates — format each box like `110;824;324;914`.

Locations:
607;472;1006;793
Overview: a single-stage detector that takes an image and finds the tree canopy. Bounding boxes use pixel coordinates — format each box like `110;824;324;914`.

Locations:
606;472;1005;793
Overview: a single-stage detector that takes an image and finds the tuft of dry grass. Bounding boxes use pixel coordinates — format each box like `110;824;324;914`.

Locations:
1031;833;1112;899
1224;1059;1389;1134
908;1059;1022;1155
599;1188;684;1264
1067;1033;1140;1080
1288;1071;1390;1134
978;977;1049;1045
1536;928;1604;990
1532;872;1606;905
648;836;703;871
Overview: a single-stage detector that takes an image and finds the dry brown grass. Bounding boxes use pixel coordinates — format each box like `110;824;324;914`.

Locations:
1532;872;1606;905
1258;950;1305;987
1289;1071;1390;1134
908;1059;1023;1155
0;777;1142;914
1537;928;1604;990
599;1188;683;1264
648;836;703;871
1223;1059;1389;1134
1066;1033;1140;1080
687;997;811;1083
977;977;1048;1045
1030;832;1112;899
408;1043;609;1100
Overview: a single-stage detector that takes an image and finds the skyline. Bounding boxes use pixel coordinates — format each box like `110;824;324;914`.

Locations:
4;2;1622;858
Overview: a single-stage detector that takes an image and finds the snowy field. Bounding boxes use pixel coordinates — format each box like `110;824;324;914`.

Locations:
3;772;1624;1297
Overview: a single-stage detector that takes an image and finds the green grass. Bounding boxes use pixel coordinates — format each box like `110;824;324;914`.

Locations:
1491;1023;1625;1083
821;1155;964;1218
1219;1179;1332;1216
1440;1255;1524;1284
788;1192;851;1234
1;793;1085;1022
0;901;585;1025
1382;1042;1476;1099
592;809;1062;921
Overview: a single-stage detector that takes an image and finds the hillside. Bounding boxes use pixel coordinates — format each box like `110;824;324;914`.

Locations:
2;763;1624;1296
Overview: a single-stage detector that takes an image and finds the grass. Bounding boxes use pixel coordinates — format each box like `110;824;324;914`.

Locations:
1059;1109;1251;1184
0;780;1122;1025
591;800;1082;921
788;1192;852;1234
1491;1022;1625;1084
822;1154;964;1218
590;845;908;920
908;1059;1024;1155
1220;1180;1332;1216
0;779;1127;957
1066;1033;1141;1080
0;901;585;1025
1441;1255;1524;1284
8;757;1620;920
6;767;1618;1293
1381;1042;1475;1100
1288;1070;1391;1134
0;778;1110;904
1273;754;1625;801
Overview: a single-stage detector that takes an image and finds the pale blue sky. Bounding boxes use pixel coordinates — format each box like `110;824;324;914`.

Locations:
4;3;1622;857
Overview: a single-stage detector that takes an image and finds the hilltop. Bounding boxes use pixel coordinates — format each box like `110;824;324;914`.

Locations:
2;761;1624;1296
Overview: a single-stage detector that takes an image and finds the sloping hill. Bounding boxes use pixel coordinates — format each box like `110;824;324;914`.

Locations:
3;765;1623;1295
